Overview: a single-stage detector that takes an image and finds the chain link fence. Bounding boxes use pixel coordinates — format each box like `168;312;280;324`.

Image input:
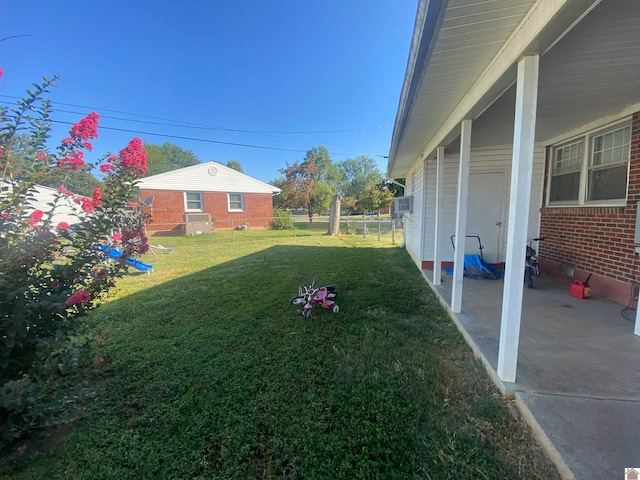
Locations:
144;215;403;245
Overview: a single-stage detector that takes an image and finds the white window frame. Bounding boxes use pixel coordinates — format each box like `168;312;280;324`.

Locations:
547;120;631;207
228;192;244;212
184;191;203;212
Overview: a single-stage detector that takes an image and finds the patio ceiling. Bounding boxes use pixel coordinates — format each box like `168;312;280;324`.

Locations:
388;0;640;177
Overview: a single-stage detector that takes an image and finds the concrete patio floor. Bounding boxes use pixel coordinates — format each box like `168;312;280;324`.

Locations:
422;269;640;480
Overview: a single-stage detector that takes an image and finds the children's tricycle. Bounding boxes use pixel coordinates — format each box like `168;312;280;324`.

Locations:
291;278;339;319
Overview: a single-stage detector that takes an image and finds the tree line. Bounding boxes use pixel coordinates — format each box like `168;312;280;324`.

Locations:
8;139;400;220
272;146;398;222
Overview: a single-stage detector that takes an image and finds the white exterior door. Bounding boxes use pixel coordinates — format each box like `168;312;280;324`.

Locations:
466;172;506;263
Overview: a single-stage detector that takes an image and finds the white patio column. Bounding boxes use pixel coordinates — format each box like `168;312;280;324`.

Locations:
497;55;539;382
451;120;472;313
419;158;428;263
433;146;445;285
635;302;640;336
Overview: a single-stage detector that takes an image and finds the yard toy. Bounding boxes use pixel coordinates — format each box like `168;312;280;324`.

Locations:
97;245;153;273
525;237;544;288
291;278;338;319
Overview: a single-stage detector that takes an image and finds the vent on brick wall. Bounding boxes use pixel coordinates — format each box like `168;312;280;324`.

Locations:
184;213;212;235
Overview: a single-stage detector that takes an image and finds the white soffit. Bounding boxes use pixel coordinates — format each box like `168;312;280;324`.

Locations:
388;0;604;178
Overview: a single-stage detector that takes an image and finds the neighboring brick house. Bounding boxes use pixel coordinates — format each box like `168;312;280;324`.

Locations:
137;161;281;233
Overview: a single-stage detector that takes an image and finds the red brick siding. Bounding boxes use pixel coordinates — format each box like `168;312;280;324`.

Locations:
538;113;640;305
140;189;274;232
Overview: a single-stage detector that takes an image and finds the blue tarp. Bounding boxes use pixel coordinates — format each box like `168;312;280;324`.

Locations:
97;245;153;272
445;254;503;279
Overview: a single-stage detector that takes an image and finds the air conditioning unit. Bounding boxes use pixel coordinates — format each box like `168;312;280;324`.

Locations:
184;213;212;235
393;196;414;214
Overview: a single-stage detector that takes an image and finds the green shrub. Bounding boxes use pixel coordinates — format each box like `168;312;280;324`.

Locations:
270;209;294;230
0;74;149;451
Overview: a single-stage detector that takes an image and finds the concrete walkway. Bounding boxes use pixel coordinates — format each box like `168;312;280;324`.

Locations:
423;270;640;480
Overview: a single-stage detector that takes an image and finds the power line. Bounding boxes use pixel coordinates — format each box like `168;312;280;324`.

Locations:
48;119;381;157
0;101;365;150
0;94;391;134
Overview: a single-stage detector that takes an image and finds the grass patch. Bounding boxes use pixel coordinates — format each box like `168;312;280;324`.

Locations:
2;232;559;479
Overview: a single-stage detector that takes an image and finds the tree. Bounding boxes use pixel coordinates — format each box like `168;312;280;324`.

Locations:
306;146;340;187
4;123;100;199
279;152;334;223
143;142;199;177
337;156;384;211
226;160;244;173
269;176;285;209
0;75;149;445
359;184;396;216
39;163;101;197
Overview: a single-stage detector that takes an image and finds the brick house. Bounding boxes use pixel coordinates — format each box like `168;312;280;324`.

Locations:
137;161;281;233
539;114;640;306
387;0;640;381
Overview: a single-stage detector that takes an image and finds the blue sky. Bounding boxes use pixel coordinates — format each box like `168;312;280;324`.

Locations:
1;1;416;183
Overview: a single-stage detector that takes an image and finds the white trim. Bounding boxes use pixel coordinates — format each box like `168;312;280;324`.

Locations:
420;158;429;262
433;146;445;285
227;192;244;212
184;191;203;212
547;119;632;207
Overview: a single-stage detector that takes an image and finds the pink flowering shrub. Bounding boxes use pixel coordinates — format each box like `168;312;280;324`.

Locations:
0;74;149;448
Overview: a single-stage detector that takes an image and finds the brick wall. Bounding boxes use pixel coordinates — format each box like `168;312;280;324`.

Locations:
140;189;275;233
538;113;640;305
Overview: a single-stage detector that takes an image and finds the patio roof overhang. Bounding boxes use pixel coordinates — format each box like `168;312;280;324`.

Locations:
388;0;640;178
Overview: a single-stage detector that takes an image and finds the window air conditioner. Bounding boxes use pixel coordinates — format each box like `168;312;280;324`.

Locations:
393;196;413;214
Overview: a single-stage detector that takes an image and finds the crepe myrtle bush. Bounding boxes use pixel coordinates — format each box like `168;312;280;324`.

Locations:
0;72;149;447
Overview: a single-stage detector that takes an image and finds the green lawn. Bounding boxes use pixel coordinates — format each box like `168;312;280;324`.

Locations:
3;232;559;479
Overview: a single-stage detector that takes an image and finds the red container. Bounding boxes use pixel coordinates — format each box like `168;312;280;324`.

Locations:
570;281;590;299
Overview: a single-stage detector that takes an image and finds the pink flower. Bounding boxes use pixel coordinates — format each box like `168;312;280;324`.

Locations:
92;187;102;207
65;151;85;170
57;222;69;231
36;151;48;161
99;163;114;173
70;112;99;140
84;141;93;151
80;197;94;214
112;232;122;242
0;68;3;78
65;289;91;307
30;210;44;222
118;137;147;175
61;137;75;145
58;184;67;193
